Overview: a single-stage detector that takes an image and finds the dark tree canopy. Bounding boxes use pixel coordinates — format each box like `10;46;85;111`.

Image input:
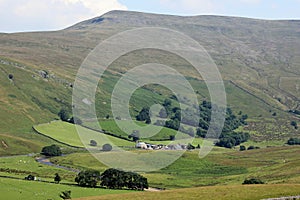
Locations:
128;130;140;142
102;143;113;151
41;144;62;156
60;190;71;199
90;140;97;147
25;174;35;181
216;132;250;149
55;173;61;184
58;108;71;122
243;178;264;184
100;168;148;190
240;145;246;151
69;116;82;125
136;107;151;122
287;138;300;145
75;170;101;188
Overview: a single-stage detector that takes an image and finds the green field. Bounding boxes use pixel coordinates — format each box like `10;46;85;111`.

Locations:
33;121;134;148
49;146;300;189
0;177;134;200
0;155;76;181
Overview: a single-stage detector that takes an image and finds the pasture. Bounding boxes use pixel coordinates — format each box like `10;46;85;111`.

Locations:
49;146;300;189
33;121;134;148
0;177;134;200
74;184;300;200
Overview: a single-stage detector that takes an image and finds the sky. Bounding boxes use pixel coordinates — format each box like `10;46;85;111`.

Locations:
0;0;300;33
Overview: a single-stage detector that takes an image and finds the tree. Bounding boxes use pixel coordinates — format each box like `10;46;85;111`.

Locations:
69;116;82;125
25;174;35;181
247;146;255;150
145;118;151;124
102;143;112;151
90;140;97;147
8;74;13;80
106;114;110;119
75;170;101;187
128;130;140;142
54;173;61;184
287;138;300;145
163;99;172;107
58;108;71;122
165;119;180;130
240;145;246;151
187;143;195;150
136;107;151;122
291;121;298;129
169;135;175;141
196;128;206;138
41;144;62;156
59;190;71;199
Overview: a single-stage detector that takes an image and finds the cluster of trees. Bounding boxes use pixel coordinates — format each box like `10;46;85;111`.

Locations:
128;130;140;142
216;132;250;148
289;110;300;116
100;168;148;190
156;99;248;139
75;169;148;190
58;108;82;125
41;144;62;156
136;98;249;148
287;138;300;145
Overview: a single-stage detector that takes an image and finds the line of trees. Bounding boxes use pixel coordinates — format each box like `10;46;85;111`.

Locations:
75;168;148;190
216;132;250;148
287;138;300;145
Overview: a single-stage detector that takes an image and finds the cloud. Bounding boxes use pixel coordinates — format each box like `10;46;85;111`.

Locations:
0;0;127;32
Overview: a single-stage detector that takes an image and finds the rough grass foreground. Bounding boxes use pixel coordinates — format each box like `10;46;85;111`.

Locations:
75;184;300;200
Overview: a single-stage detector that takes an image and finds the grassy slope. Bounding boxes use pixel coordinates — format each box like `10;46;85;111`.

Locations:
98;120;192;140
33;121;134;148
75;184;300;200
0;178;134;200
0;59;75;156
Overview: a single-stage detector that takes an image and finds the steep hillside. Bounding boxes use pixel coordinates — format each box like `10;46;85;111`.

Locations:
0;11;299;155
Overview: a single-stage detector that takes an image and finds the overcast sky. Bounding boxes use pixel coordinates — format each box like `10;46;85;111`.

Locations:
1;0;300;33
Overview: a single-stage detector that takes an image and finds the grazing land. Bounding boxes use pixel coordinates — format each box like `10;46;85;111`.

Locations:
33;121;134;148
0;10;300;200
0;177;133;200
74;184;300;200
50;146;300;188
